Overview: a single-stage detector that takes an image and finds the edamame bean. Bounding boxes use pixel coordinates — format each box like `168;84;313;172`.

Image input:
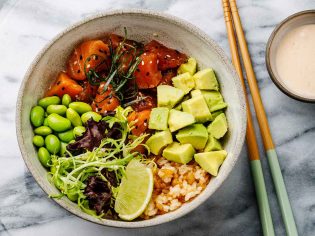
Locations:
81;111;102;124
33;135;44;147
58;129;74;143
47;113;71;132
69;102;92;114
38;96;60;109
43;118;49;126
47;105;67;116
34;126;52;136
62;94;72;107
73;126;86;137
66;108;82;127
38;147;51;168
60;142;68;156
30;106;45;127
45;134;61;154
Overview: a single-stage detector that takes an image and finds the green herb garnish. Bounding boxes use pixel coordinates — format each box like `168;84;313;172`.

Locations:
84;28;143;103
49;106;148;217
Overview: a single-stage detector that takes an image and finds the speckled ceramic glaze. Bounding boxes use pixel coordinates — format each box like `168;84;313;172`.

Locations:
16;10;246;228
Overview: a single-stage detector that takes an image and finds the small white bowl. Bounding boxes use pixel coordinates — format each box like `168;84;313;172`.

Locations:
266;10;315;103
16;10;246;228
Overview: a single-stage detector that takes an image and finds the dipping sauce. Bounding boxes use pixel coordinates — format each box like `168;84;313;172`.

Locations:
275;24;315;99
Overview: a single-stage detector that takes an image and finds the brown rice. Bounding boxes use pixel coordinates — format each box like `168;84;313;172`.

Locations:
142;157;210;219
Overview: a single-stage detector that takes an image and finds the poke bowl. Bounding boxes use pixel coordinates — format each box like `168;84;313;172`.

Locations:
16;10;246;228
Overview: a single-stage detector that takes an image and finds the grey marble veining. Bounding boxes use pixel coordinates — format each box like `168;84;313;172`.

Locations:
0;0;315;235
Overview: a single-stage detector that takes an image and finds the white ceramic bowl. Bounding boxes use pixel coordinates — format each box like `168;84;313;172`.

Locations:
16;10;246;228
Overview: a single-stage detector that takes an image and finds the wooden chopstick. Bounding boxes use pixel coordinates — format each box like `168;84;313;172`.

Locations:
227;0;298;235
221;1;275;235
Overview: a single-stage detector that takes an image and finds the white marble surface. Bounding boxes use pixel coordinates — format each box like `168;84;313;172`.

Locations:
0;0;315;235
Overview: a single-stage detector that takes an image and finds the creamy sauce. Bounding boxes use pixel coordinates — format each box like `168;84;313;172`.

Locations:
275;24;315;99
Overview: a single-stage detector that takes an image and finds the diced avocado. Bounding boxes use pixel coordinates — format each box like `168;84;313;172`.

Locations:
207;113;228;139
149;107;169;130
172;72;195;94
190;89;203;97
182;95;212;123
157;85;185;109
210;102;227;112
177;58;197;75
168;109;195;132
194;150;227;176
193;68;219;91
146;130;173;155
163;142;195;164
211;110;224;119
176;124;208;150
191;89;227;112
204;135;222;152
174;104;182;111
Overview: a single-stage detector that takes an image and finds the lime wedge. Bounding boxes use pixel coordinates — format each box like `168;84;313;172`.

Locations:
114;159;153;220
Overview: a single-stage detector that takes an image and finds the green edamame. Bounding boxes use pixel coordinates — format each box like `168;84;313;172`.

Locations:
81;111;102;124
34;126;52;136
73;126;86;137
62;94;72;107
45;134;61;154
38;147;51;168
58;129;74;143
30;106;45;127
43;118;49;126
47;105;67;116
33;135;45;147
69;102;92;114
60;142;68;156
47;113;71;132
38;96;60;109
66;108;82;127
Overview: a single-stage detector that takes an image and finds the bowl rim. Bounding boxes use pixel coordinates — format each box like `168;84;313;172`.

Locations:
265;9;315;103
16;9;246;228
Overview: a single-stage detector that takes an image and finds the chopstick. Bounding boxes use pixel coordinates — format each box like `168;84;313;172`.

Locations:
221;1;275;235
226;0;299;235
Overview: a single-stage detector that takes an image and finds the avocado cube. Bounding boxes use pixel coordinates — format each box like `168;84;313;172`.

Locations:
182;95;212;123
157;85;185;109
194;150;227;176
174;103;182;111
176;124;208;150
207;113;228;139
168;109;195;132
163;142;195;164
193;68;219;91
191;89;227;112
172;72;195;94
177;58;197;75
204;135;222;152
211;110;224;119
149;107;169;130
146;130;173;155
190;89;203;97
